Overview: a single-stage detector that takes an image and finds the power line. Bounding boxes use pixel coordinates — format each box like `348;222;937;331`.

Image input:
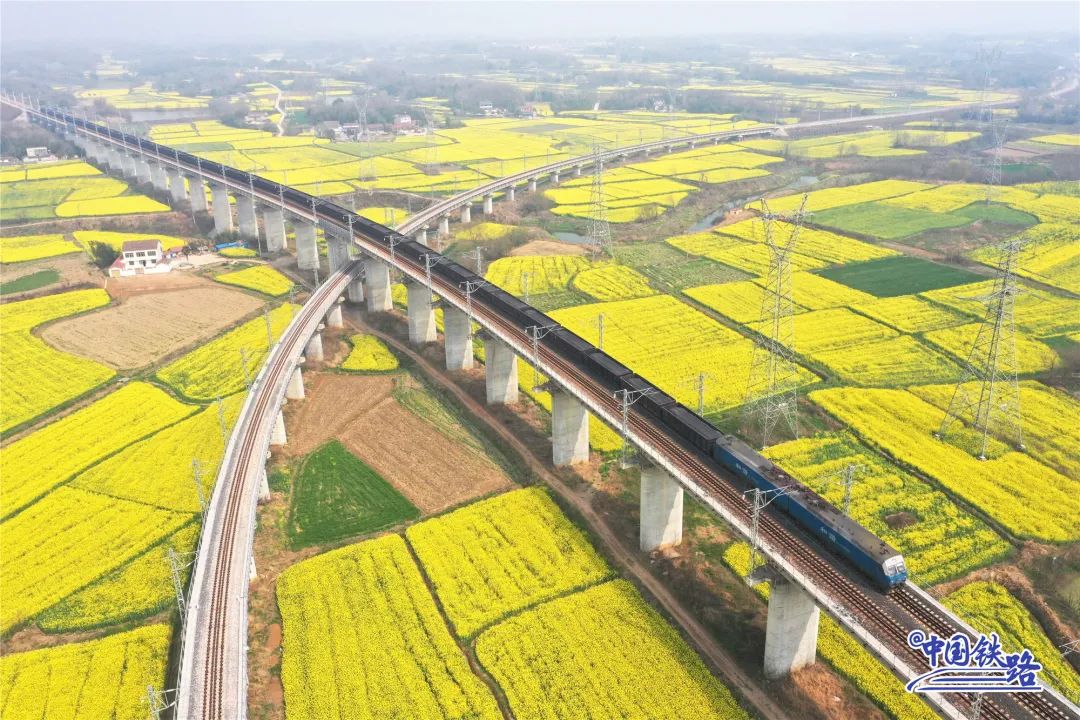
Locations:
936;239;1025;459
743;195;807;449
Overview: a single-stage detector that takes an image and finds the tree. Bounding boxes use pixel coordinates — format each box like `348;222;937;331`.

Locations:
87;241;118;269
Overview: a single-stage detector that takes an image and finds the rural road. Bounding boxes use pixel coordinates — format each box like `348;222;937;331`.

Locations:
346;308;793;720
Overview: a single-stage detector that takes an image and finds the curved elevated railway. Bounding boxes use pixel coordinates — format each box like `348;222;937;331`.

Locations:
8;94;1077;720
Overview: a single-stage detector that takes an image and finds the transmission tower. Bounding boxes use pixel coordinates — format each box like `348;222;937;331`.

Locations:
586;144;612;258
984;119;1009;204
936;239;1025;459
742;196;807;449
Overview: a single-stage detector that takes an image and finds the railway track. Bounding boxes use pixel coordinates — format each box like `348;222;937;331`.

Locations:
8;94;1077;720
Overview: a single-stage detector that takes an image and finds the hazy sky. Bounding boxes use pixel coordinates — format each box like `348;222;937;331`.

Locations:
2;1;1077;47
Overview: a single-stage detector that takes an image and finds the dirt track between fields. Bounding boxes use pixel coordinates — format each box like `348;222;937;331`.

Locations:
348;310;792;720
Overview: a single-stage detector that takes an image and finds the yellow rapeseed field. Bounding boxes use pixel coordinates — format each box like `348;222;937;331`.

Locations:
277;534;502;720
572;263;656;301
0;160;101;184
55;195;170;217
72;230;188;252
407;488;612;638
341;334;399;372
923;323;1059;374
853;295;967;333
759;179;931;213
811;387;1079;542
215;265;295;297
922;280;1080;338
484;255;590;296
157;303;299;400
668;231;828;274
1029;133;1080;146
475;580;751;720
219;246;258;258
0;233;81;264
716;218;897;265
881;183;1037;213
971;223;1080;294
0;624;170;720
1;381;195;518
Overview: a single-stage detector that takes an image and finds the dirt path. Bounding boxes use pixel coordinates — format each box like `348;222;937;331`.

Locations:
348;309;790;720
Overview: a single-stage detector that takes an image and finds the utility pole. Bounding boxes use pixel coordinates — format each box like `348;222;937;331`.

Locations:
239;348;252;389
461;280;487;334
743;195;807;449
216;396;228;442
264;307;274;349
614;387;656;468
586;144;612;258
597;312;605;351
936;240;1025;459
526;324;558;391
745;485;794;581
522;272;531;303
191;459;206;515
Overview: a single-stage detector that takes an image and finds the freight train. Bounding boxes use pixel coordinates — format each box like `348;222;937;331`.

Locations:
48;106;908;591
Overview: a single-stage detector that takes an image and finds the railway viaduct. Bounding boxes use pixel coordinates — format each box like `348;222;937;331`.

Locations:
5;92;1076;720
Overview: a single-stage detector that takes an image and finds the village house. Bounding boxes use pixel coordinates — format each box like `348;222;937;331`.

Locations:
109;239;176;277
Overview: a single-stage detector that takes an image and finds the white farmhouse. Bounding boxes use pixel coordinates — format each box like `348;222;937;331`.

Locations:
109;239;175;277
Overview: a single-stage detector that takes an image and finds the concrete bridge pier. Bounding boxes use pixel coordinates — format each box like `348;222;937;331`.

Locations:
210;183;234;236
187;175;209;213
484;338;518;405
552;389;589;466
167;169;187;204
443;306;473;370
363;256;393;312
346;274;365;304
460;203;472;224
528;177;538;192
639;465;684;552
438;216;450;237
236;194;259;239
406;282;437;345
417;227;429;246
107;147;124;173
506;186;516;202
764;577;820;679
286;365;305;400
262;206;286;253
305;325;325;362
327;236;350;273
326;299;344;329
123;153;139;180
574;165;583;177
258;469;271;502
150;162;168;193
294;220;319;270
136;157;153;185
483;194;494;215
551;171;560;185
271;409;287;446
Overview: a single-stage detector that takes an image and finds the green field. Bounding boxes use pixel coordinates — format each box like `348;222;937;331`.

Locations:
288;441;418;548
0;269;59;295
817;256;984;297
812;202;972;239
954;202;1039;226
615;242;751;292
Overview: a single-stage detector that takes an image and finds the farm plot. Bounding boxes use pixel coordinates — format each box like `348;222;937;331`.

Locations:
408;488;611;638
765;433;1009;585
484;254;590;296
817;256;983;297
852;295;968;333
615;242;751;291
722;543;938;720
71;230;190;253
572;263;656;301
72;394;244;513
944;582;1080;704
922;280;1080;337
341;334;399;372
1;381;195;518
0;233;81;264
1029;133;1080;147
971;223;1080;294
475;580;750;720
0;487;190;633
717;218;897;265
1001;193;1079;224
757;179;931;214
810;387;1079;542
0;289;115;432
910;381;1080;480
214;265;295;297
668;231;828;275
881;183;1038;214
923;323;1059;374
38;522;199;632
811;202;972;240
41;286;263;369
0;624;170;720
289;441;418;548
156;303;298;400
285;374;513;513
686;272;875;324
0;159;101;183
277;534;502;720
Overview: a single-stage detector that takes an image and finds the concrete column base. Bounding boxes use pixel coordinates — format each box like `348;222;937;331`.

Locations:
150;162;168;192
574;165;583;177
286;366;305;400
306;331;325;362
417;228;428;247
258;470;271;502
443;306;474;370
210;182;233;236
639;465;684;552
485;338;518;404
528;178;537;192
271;410;287;446
167;169;186;204
346;276;365;304
188;175;209;213
327;236;350;273
136;159;152;185
407;282;437;345
326;302;344;329
295;221;318;270
123;154;139;179
552;390;589;466
552;172;560;185
764;577;820;679
263;206;286;252
236;194;258;239
460;204;472;224
438;216;450;237
483;195;493;214
507;186;516;202
364;257;392;312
